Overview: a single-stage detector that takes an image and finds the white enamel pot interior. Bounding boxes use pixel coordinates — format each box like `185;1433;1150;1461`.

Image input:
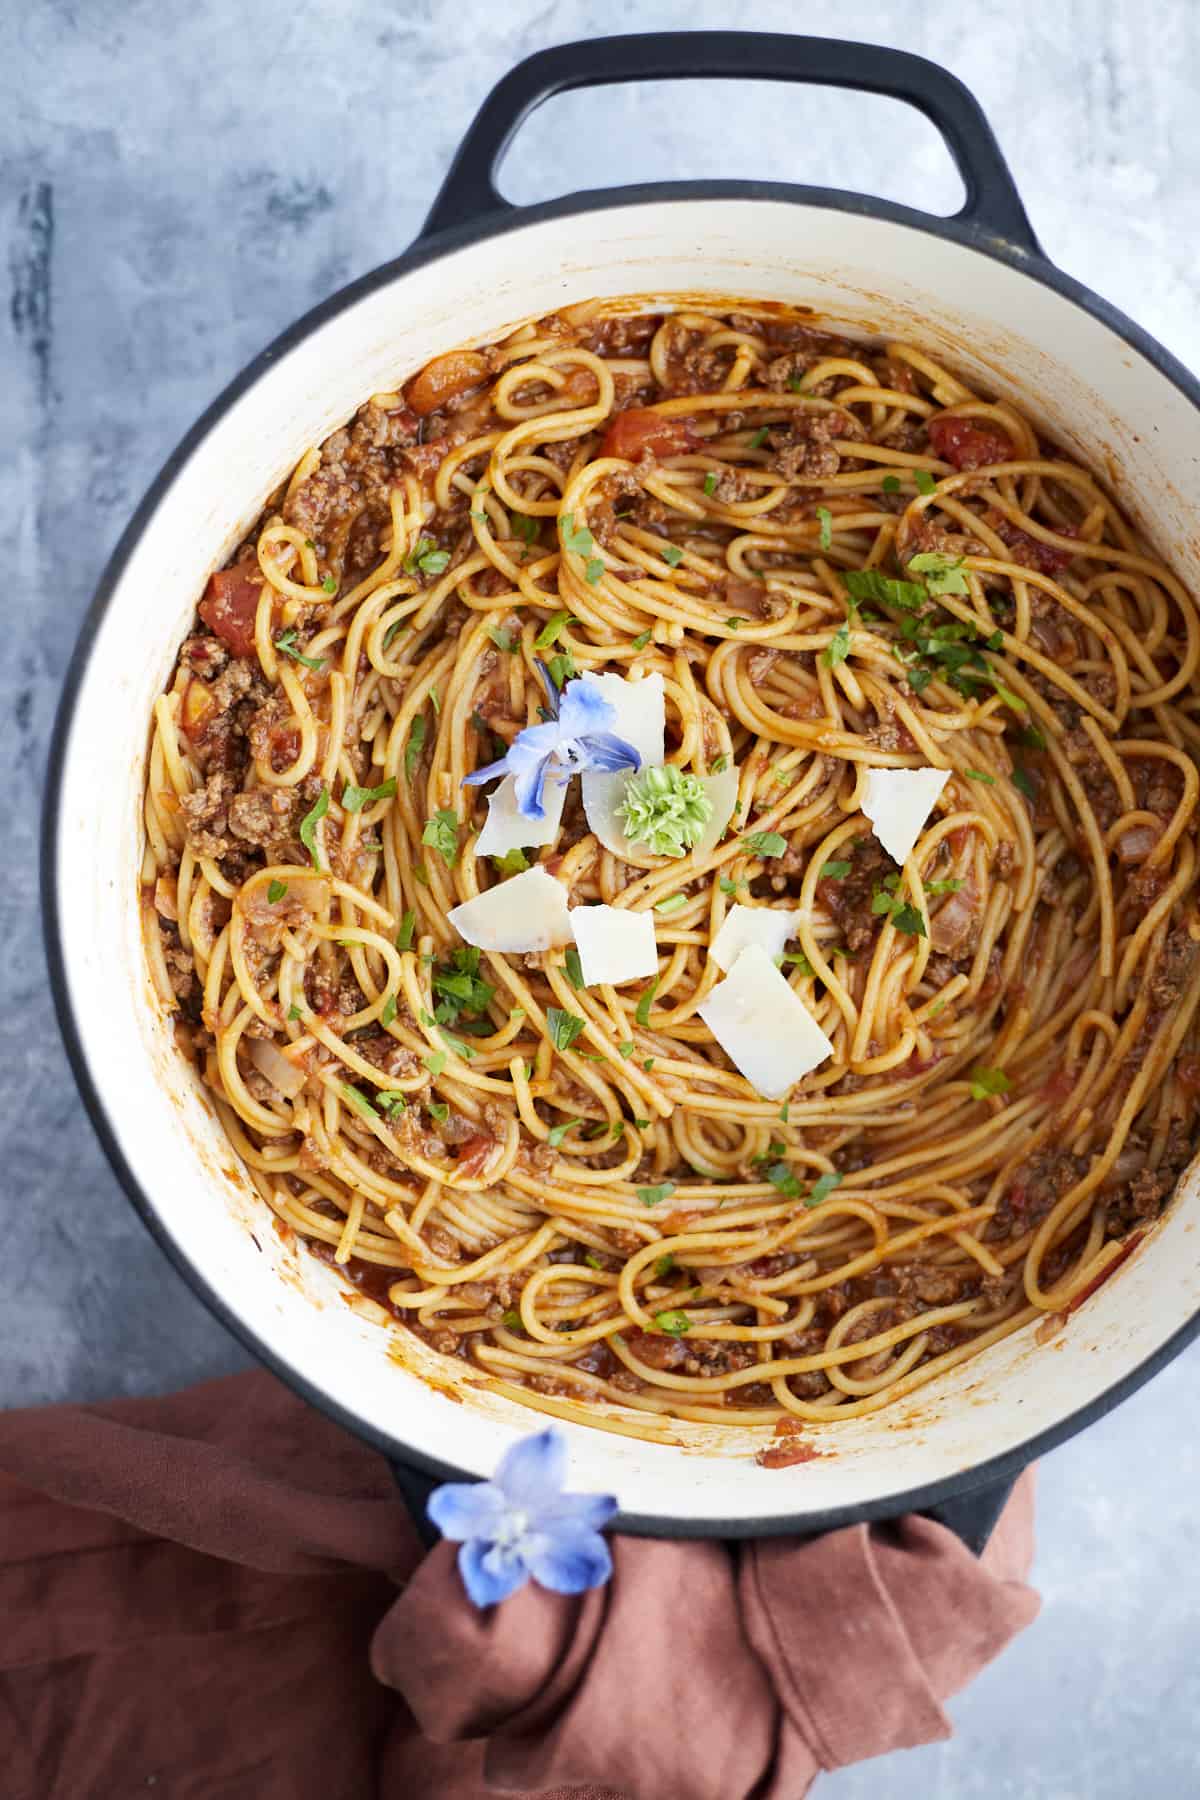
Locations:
47;192;1200;1534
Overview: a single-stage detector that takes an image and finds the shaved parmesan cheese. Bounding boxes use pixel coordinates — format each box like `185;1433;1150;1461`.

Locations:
448;866;572;953
693;765;739;857
475;772;567;858
698;943;833;1098
861;767;950;866
569;904;657;986
710;903;800;972
581;672;666;854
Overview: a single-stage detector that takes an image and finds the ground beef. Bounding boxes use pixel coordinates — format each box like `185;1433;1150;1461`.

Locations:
894;1264;976;1306
990;1150;1088;1240
817;836;893;952
590;470;642;548
226;787;303;860
583;313;663;357
178;633;228;678
185;656;267;775
1151;927;1198;1009
180;771;236;860
354;1031;421;1080
282;397;420;566
767;409;857;481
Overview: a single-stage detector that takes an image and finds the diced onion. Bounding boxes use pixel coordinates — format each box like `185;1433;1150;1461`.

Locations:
248;1036;307;1099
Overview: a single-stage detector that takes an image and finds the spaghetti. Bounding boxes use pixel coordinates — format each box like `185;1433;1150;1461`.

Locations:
142;301;1200;1438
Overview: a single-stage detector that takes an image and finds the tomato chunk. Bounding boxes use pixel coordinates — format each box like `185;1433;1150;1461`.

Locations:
928;414;1014;472
198;566;265;658
601;408;698;462
405;350;489;417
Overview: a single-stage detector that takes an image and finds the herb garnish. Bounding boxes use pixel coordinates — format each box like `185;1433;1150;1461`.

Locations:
299;787;329;868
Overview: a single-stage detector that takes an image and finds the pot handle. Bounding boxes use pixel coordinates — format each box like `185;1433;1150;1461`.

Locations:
421;31;1040;255
387;1456;1018;1557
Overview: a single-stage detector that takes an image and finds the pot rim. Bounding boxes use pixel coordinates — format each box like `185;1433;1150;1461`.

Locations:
42;178;1200;1536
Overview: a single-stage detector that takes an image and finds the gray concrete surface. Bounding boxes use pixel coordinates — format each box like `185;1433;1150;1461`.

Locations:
4;2;1198;1792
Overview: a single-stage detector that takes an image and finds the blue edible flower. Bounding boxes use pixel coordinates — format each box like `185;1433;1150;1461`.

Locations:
427;1426;619;1607
462;661;640;820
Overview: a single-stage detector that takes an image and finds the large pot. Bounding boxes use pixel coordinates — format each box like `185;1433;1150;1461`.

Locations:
44;32;1200;1543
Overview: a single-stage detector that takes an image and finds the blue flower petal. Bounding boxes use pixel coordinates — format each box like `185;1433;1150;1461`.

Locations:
575;730;641;774
539;1490;619;1531
558;680;616;738
523;1525;613;1595
427;1479;509;1542
460;754;511;789
531;658;563;717
495;1427;566;1505
459;1538;530;1607
512;754;550;819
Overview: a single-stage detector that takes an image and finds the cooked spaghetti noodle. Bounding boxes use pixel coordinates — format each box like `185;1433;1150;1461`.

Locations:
143;302;1200;1441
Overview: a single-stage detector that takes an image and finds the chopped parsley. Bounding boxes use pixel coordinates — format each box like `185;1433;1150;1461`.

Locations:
871;873;927;936
766;1161;801;1198
844;568;925;611
913;469;937;496
512;513;539;549
341;1083;377;1118
618;1040;635;1058
404;537;451;578
564;947;585;991
1012;767;1036;800
299;787;329;868
823;623;852;669
287;1003;303;1022
342;777;397;813
501;1309;524;1332
561;512;595;556
819;860;851;880
806;1171;843;1207
421;808;460;868
718;876;743;897
321;575;337;595
635;978;659;1027
431;945;495;1026
907;551;969;597
660;544;684;569
925;878;964;897
654;1253;676;1278
654;1309;692;1335
1020;724;1048;752
487;623;516;653
377;1091;407;1116
424;1050;447;1077
547;1007;586;1052
274;629;325;670
396;910;416;952
740;830;787;858
703;471;718;497
631;628;653;649
266;879;287;904
969;1067;1011;1100
816;505;833;551
546;650;576;690
966;769;996;784
638;1182;676;1208
749;426;769;449
881;474;901;493
655;893;688;915
711;754;729;773
547;1117;582;1148
380;993;398;1027
534;609;576;650
404;715;426;781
